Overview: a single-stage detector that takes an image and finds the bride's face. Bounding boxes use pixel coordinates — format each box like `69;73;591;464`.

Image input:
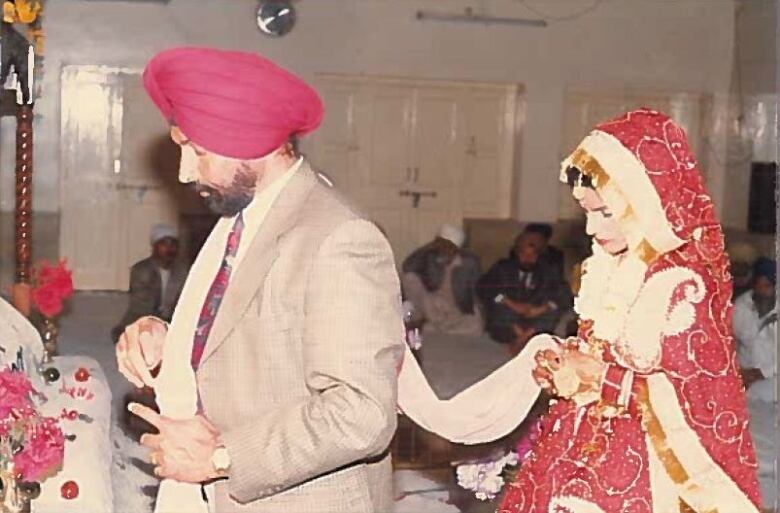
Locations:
576;188;628;255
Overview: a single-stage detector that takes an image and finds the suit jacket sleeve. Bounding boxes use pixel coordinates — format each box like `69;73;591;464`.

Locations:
221;219;404;503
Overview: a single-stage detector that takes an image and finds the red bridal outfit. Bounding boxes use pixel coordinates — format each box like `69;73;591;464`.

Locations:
498;109;761;513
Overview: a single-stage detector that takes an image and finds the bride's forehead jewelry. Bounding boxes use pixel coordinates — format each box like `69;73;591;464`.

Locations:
566;166;593;201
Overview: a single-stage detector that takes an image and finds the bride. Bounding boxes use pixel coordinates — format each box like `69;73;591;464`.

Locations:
398;108;762;512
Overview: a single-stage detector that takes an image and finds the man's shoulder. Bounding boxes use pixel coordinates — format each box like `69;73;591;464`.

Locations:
131;257;157;273
733;290;754;310
298;174;371;230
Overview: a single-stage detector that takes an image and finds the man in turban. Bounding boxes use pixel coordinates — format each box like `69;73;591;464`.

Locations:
733;257;776;508
116;47;403;513
401;223;483;335
111;223;188;343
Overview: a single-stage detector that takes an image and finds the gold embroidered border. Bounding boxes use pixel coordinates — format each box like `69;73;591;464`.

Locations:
637;382;719;513
569;148;611;188
569;148;661;265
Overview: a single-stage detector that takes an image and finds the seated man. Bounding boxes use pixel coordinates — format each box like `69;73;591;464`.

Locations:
401;224;483;335
111;224;189;342
729;241;759;299
522;222;565;278
477;232;572;353
733;257;776;508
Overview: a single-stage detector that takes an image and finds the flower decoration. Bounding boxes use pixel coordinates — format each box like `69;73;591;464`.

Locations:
13;417;65;481
455;450;519;501
31;259;73;319
514;420;541;462
0;368;65;483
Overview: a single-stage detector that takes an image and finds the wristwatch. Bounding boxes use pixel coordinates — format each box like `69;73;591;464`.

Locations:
211;445;231;473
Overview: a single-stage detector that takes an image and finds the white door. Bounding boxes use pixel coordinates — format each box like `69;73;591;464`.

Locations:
407;86;463;250
60;66;124;289
306;80;361;196
60;67;182;290
115;73;180;289
460;86;518;219
359;83;418;260
308;75;520;262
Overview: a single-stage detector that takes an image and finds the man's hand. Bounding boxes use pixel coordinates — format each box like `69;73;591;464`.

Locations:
526;304;550;318
504;298;532;316
129;403;223;483
116;316;167;388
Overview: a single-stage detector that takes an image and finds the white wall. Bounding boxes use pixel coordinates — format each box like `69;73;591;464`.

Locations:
0;0;739;225
718;0;777;229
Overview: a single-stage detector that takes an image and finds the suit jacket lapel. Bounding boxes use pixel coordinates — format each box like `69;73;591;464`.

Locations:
198;162;318;366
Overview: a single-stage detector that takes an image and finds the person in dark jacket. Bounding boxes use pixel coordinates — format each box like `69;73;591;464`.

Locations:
477;232;572;353
111;224;189;342
401;224;482;335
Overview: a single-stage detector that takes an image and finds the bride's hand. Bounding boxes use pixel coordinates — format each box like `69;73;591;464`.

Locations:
533;345;604;399
532;347;562;391
560;347;604;390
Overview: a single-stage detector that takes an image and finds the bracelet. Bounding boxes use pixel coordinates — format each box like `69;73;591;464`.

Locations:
600;364;627;406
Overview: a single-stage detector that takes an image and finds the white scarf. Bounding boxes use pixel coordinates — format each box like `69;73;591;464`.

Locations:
154;215;230;513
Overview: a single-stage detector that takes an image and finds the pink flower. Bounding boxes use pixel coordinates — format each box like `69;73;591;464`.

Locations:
0;370;34;420
13;417;65;481
515;420;542;462
32;260;74;318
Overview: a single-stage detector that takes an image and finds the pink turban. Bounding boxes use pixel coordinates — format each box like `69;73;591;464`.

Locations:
143;47;324;160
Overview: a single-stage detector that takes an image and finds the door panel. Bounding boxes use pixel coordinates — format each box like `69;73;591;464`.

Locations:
116;73;180;289
366;85;413;190
460;91;510;217
60;67;124;289
308;83;359;195
61;67;186;290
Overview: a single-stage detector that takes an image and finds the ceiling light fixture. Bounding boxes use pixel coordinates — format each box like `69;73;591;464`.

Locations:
416;8;547;28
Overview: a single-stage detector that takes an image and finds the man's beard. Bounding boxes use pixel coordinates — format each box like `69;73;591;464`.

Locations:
517;261;536;272
194;183;254;216
193;167;257;217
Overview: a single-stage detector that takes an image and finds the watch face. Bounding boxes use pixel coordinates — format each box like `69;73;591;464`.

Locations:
212;447;230;471
257;1;296;37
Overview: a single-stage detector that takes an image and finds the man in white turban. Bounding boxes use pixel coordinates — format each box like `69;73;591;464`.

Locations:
401;223;483;335
111;223;189;342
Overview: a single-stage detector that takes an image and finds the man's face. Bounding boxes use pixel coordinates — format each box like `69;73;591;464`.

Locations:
153;237;179;269
754;276;775;300
171;127;264;216
433;237;458;259
515;239;539;270
525;232;546;253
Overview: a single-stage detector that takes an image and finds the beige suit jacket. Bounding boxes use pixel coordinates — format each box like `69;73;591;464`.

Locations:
195;163;403;513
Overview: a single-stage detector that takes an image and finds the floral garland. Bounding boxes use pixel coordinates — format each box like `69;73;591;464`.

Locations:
575;243;647;346
0;368;64;482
